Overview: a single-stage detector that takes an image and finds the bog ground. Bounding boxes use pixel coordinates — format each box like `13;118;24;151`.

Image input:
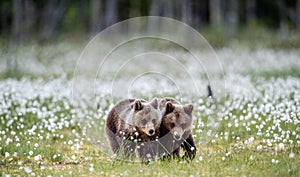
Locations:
0;42;299;176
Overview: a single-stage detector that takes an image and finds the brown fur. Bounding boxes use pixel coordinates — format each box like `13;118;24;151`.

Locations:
105;98;161;159
157;97;197;160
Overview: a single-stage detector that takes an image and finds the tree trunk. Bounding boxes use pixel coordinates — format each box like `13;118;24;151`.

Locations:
105;0;117;27
225;0;238;35
149;0;160;16
148;0;160;33
193;0;203;30
91;0;102;35
163;0;174;18
182;0;192;25
150;0;174;17
13;0;23;43
9;0;24;75
40;0;70;41
209;0;222;30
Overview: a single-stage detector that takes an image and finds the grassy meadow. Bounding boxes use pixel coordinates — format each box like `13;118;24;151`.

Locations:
0;38;299;176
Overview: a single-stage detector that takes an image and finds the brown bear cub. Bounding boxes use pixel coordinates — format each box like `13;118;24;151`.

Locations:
158;98;196;160
105;98;161;159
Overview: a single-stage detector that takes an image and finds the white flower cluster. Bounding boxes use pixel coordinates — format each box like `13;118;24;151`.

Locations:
0;47;299;174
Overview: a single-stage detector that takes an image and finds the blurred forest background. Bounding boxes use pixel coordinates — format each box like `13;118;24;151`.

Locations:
1;0;300;43
1;0;300;78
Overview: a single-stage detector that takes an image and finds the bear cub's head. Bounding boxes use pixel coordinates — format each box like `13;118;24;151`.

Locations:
129;98;161;136
162;101;193;141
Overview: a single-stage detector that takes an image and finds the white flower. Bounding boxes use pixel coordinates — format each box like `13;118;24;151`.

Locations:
278;143;284;150
29;151;33;156
146;154;151;158
24;167;32;173
11;131;16;135
5;152;9;158
34;143;39;148
34;155;41;161
289;152;295;158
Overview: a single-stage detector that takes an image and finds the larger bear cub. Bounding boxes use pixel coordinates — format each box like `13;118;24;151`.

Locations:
158;98;197;159
105;98;161;158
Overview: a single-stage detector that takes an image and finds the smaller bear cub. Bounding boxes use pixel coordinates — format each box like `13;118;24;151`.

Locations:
158;98;197;160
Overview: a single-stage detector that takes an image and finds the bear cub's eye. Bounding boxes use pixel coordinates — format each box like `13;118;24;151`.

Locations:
142;119;147;125
170;123;175;129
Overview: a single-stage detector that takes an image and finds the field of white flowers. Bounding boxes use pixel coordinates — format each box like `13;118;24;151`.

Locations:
0;42;299;176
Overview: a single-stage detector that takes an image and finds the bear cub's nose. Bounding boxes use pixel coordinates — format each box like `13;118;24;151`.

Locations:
149;129;155;135
174;134;181;140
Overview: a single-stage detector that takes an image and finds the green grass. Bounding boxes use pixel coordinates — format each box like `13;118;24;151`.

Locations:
1;93;299;176
1;141;299;176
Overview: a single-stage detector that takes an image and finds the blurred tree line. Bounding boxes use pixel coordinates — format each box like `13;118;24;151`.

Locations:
1;0;300;43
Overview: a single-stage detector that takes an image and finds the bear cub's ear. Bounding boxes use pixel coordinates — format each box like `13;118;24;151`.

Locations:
134;99;143;111
166;101;175;114
150;98;158;109
183;104;193;115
